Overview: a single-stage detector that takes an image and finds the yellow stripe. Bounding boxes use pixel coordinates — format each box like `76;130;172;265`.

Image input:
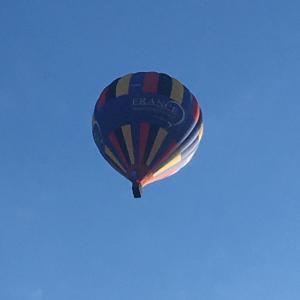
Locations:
198;124;204;140
153;154;182;177
146;128;168;166
170;78;184;104
116;74;132;97
121;124;135;164
104;146;126;173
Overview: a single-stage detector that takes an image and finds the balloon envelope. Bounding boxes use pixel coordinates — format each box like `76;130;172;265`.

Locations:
92;72;203;197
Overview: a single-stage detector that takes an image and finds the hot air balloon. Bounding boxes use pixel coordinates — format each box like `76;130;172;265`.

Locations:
92;72;203;198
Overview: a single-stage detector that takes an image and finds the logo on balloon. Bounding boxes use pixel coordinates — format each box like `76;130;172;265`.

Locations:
132;96;185;127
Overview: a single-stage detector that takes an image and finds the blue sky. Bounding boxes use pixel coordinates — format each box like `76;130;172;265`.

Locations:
1;0;299;299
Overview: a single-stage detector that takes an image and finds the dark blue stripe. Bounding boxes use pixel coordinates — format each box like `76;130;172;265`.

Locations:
128;72;145;96
106;78;119;102
143;125;159;165
158;73;172;97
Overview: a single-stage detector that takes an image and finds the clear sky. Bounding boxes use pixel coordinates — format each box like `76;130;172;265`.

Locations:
1;0;299;299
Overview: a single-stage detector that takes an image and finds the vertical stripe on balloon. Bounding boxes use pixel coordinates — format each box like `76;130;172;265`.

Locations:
116;74;132;97
108;132;128;170
192;95;200;121
96;89;108;110
121;124;135;165
139;122;150;164
146;128;168;166
158;73;172;97
129;72;144;95
198;123;204;140
199;106;202;123
106;78;119;102
104;146;126;173
143;125;160;165
143;72;159;93
170;78;184;104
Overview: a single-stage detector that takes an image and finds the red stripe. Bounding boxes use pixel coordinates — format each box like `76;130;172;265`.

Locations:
143;168;177;186
192;96;200;122
143;72;159;93
139;122;150;164
153;168;177;182
109;132;128;170
96;89;108;111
